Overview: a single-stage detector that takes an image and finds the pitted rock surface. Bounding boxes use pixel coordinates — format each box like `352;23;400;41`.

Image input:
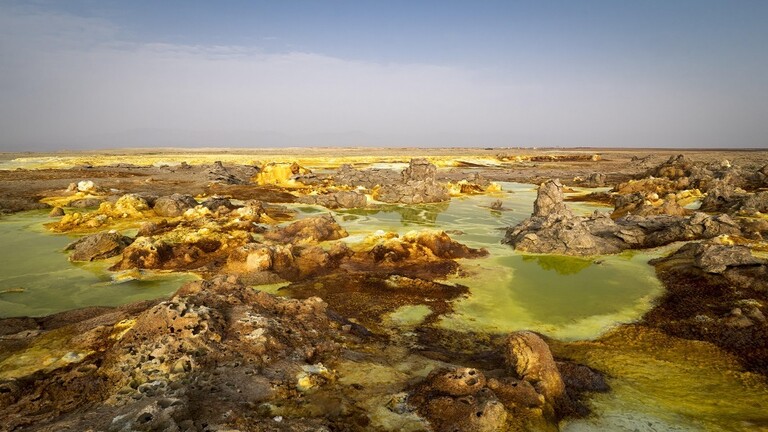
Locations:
0;277;359;431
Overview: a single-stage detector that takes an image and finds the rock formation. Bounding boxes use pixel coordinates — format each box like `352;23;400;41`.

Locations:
297;190;367;209
504;331;566;412
504;179;741;255
0;277;362;431
206;160;243;184
407;330;594;431
263;215;349;244
611;192;688;219
153;194;199;217
65;232;133;262
580;172;606;187
375;159;450;204
333;164;401;189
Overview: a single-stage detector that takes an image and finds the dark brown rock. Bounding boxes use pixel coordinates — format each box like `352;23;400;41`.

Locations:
153;194;198;217
581;172;606;187
206;160;243;184
690;242;764;273
263;215;348;244
65;232;134;262
200;196;238;211
375;159;450;204
297;190;367;209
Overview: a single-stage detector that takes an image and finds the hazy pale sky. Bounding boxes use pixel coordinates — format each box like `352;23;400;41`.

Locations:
1;0;767;150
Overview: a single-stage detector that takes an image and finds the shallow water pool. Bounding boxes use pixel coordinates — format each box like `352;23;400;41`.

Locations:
1;183;762;431
0;211;196;317
317;182;665;340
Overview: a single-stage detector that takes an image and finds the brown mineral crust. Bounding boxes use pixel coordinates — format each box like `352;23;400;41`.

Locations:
262;214;349;245
297;190;367;209
646;241;768;374
110;235;236;273
406;330;605;431
205;183;299;202
281;273;469;329
224;241;352;284
0;277;366;431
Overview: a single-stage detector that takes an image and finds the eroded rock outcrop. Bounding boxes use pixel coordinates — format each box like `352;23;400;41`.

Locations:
110;220;254;272
374;159;450;204
52;193;153;231
153;193;198;217
0;277;362;431
612;192;688;219
206;160;243;184
263;215;348;245
504;331;566;412
65;232;134;262
640;154;766;194
225;241;352;284
297;190;367;209
578;172;606;187
407;330;593;431
333;164;401;189
504;179;742;255
700;182;768;216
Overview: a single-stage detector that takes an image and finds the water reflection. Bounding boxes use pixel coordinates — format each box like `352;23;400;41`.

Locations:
337;201;450;227
521;254;594;275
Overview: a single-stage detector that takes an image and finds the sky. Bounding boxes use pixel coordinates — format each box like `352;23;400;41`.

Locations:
1;0;767;150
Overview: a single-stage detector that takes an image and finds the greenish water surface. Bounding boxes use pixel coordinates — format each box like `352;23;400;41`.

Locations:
1;183;763;431
319;182;663;340
0;210;196;317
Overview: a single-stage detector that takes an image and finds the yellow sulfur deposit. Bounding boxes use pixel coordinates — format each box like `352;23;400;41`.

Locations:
253;162;310;187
